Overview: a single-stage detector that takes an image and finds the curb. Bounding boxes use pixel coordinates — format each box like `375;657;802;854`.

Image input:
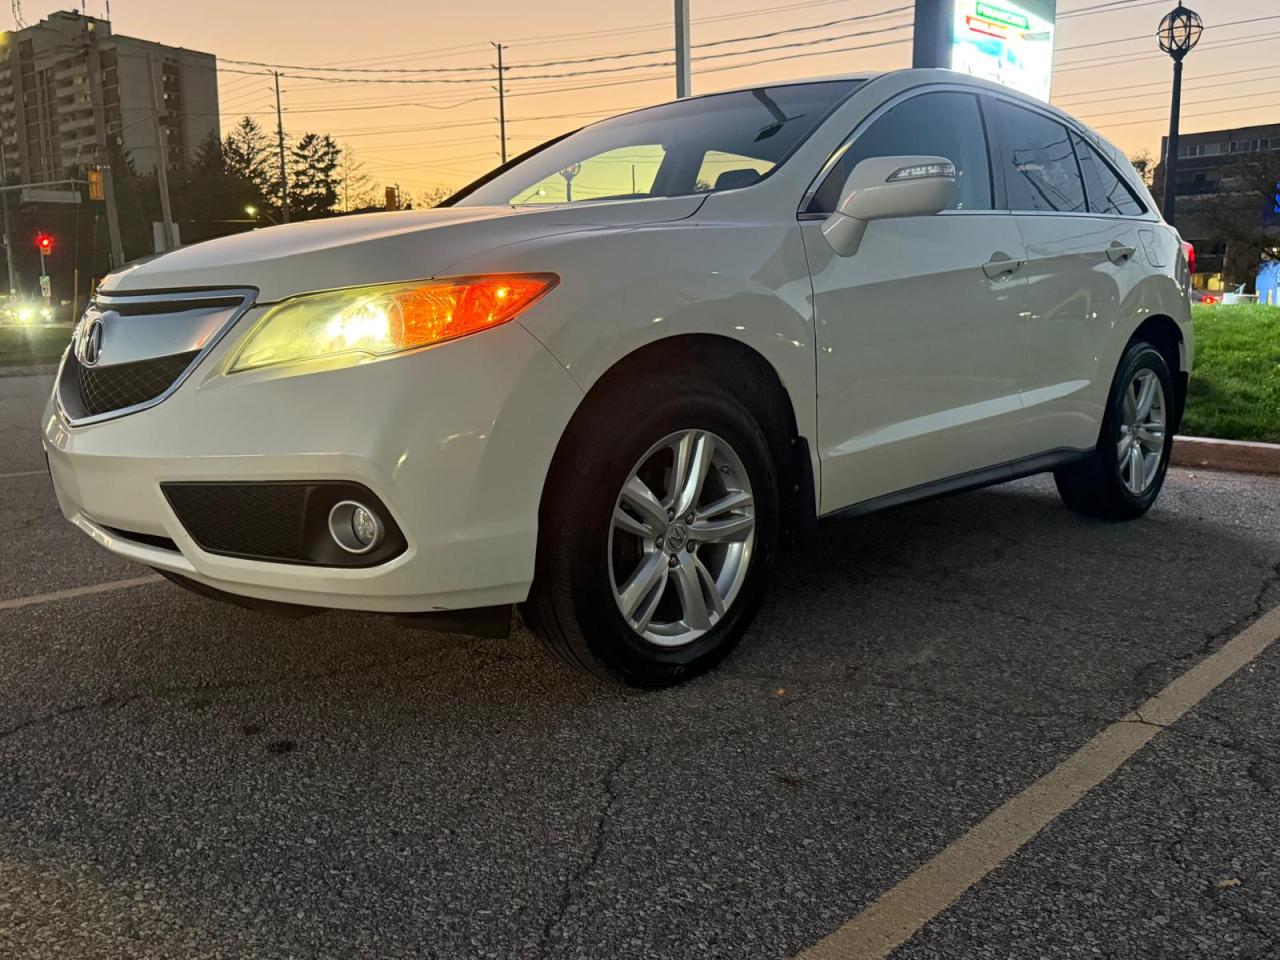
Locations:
0;363;58;378
1173;436;1280;476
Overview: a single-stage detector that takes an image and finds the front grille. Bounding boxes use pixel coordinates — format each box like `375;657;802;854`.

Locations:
72;350;199;417
163;481;407;568
57;287;256;425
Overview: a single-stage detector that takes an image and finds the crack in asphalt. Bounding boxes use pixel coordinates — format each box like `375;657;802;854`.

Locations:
1129;559;1280;696
536;748;633;960
867;676;1104;725
0;638;496;744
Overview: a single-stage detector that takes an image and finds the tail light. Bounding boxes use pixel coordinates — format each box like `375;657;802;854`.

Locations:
1180;240;1196;278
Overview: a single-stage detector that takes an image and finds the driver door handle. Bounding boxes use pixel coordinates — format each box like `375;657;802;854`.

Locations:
982;253;1025;281
1106;241;1136;265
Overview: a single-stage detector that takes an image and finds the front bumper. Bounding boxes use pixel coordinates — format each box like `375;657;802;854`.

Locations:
42;318;583;613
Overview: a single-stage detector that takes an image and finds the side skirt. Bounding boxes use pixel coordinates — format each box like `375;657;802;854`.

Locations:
820;448;1091;523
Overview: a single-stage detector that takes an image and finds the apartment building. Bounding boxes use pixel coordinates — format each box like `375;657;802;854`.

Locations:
0;10;218;184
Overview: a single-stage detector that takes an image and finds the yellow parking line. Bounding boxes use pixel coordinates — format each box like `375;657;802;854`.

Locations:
796;603;1280;960
0;575;164;612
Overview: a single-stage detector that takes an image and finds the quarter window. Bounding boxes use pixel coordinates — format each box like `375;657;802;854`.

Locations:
806;91;993;215
1072;133;1146;217
990;99;1086;214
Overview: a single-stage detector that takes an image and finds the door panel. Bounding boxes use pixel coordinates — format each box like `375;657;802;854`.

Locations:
803;214;1032;513
1014;214;1142;449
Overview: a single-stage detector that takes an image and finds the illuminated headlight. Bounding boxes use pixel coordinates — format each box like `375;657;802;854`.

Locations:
229;274;558;373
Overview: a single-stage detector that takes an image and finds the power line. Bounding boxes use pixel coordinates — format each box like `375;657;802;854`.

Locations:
509;6;911;70
1056;31;1280;70
1098;100;1280;130
1058;0;1176;18
214;5;912;80
1056;12;1280;52
1077;87;1280;122
1055;68;1280;109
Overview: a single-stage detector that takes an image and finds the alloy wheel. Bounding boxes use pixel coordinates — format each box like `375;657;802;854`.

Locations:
608;429;756;648
1117;368;1166;495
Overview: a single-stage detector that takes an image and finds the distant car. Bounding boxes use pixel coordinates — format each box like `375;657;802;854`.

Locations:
44;69;1193;687
1;299;56;324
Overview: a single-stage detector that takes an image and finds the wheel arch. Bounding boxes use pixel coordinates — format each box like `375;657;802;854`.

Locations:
1130;314;1187;431
540;333;816;545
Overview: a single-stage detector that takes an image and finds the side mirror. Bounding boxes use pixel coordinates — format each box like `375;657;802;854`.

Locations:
821;155;957;257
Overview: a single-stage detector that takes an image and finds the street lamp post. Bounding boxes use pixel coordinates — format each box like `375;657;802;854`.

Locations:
1157;4;1203;224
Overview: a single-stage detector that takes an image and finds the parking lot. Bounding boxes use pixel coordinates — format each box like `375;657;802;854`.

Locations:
3;369;1279;959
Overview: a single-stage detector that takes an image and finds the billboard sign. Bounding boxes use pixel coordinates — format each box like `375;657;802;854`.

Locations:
951;0;1056;101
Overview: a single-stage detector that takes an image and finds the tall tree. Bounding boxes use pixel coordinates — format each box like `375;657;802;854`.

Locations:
173;130;262;243
1206;152;1280;287
222;117;273;203
416;186;453;208
338;145;376;213
289;133;342;218
1129;150;1156;188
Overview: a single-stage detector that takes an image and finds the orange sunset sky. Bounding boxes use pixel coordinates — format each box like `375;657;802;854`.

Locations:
34;0;1280;201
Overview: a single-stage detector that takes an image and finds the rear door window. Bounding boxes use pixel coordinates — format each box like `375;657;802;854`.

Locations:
989;99;1087;214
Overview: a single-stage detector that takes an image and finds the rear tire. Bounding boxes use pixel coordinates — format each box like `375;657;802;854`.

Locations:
523;373;779;687
1055;341;1174;521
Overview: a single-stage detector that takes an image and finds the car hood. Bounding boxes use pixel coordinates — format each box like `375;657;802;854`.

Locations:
103;196;706;301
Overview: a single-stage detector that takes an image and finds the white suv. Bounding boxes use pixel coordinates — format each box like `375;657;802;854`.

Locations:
44;69;1192;687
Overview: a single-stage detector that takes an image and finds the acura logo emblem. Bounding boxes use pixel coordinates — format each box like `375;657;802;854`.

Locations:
78;317;104;367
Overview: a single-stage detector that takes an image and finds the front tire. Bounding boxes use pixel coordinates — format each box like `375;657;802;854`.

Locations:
1055;341;1174;521
523;374;779;687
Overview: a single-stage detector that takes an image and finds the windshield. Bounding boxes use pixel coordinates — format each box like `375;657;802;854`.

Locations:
452;80;861;207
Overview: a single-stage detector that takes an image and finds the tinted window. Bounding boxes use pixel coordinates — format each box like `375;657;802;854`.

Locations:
990;100;1086;213
807;92;992;214
1073;132;1146;217
454;81;860;206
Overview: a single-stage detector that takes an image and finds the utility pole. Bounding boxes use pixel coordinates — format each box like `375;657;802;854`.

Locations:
148;53;176;251
493;42;507;164
674;0;691;98
274;71;290;223
85;21;124;268
0;147;17;295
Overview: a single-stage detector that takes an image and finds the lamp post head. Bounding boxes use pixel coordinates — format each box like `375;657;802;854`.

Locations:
1158;4;1202;62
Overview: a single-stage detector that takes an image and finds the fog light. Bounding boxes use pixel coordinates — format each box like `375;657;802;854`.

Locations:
328;500;384;554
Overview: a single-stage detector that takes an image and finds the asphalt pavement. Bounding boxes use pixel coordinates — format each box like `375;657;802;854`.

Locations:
2;371;1279;959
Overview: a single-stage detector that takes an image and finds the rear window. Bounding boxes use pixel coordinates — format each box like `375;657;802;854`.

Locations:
989;99;1087;214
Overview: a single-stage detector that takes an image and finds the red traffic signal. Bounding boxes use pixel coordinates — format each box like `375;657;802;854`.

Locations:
36;234;53;254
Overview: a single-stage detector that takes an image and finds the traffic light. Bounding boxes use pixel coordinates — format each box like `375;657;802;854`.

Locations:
36;233;53;255
87;168;105;202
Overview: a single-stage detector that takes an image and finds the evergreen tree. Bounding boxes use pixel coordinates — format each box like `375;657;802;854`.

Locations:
289;133;342;218
222;116;274;203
